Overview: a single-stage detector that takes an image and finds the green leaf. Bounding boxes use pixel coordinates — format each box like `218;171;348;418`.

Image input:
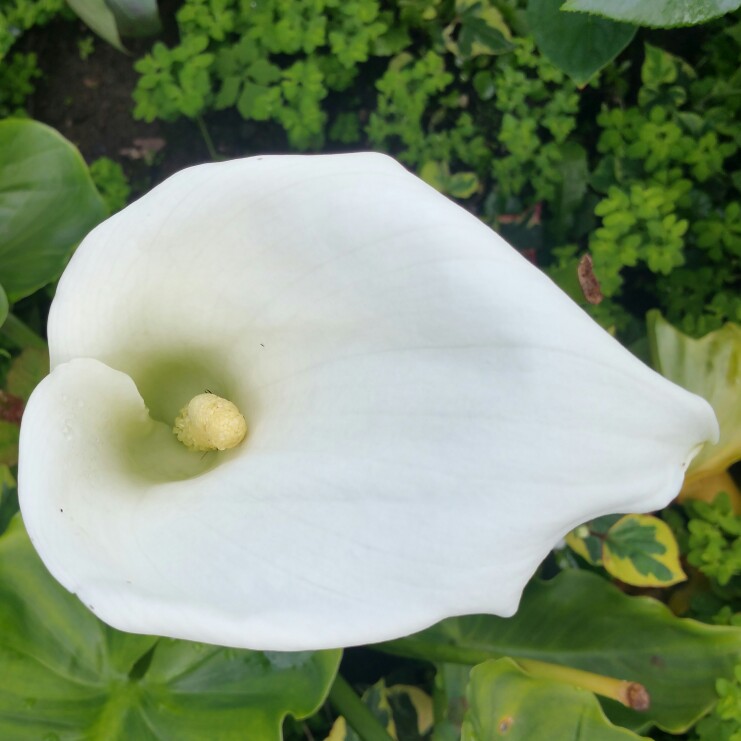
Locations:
0;515;341;739
67;0;126;52
0;286;7;330
527;0;636;85
462;658;646;740
433;663;471;740
138;642;340;739
555;142;589;214
551;141;590;238
647;312;741;481
238;82;279;120
328;679;433;740
447;172;480;199
107;0;161;37
420;161;447;191
641;43;679;87
565;514;621;566
0;466;17;537
568;514;686;587
249;59;282;86
561;0;741;28
0;120;107;302
0;421;19;467
419;161;480;199
66;0;160;51
216;76;242;109
458;15;514;57
6;347;49;401
444;0;515;59
602;514;686;587
378;570;741;732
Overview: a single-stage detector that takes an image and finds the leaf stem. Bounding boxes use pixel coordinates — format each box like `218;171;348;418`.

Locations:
515;658;650;710
1;313;47;350
195;115;221;161
327;673;394;741
375;642;649;710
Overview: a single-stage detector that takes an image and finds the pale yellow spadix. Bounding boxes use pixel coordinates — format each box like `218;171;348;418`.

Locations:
173;393;247;451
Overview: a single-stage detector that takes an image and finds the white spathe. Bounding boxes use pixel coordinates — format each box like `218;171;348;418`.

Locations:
19;153;717;651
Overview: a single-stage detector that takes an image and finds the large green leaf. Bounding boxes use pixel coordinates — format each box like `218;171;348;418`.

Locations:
527;0;636;85
0;515;341;739
561;0;741;28
647;311;741;482
462;658;646;740
378;570;741;732
0;120;107;302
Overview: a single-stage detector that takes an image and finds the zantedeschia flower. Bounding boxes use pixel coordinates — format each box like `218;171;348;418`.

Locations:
19;153;717;651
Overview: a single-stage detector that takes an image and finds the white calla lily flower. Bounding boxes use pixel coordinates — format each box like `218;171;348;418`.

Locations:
19;153;717;651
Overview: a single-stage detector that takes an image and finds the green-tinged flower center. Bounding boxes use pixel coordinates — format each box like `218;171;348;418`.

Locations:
173;392;248;452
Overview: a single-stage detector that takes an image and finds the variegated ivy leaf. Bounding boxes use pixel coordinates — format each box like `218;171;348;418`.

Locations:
567;513;686;587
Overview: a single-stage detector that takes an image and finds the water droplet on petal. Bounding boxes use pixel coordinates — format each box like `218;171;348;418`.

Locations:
62;418;74;440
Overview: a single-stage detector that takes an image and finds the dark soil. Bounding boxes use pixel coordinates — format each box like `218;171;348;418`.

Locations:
24;18;214;194
23;17;366;197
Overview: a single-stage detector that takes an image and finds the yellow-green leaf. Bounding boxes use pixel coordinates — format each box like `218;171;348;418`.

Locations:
462;658;647;740
648;311;741;482
419;161;480;199
444;0;514;59
566;514;620;565
603;514;686;587
386;685;434;735
324;716;347;741
326;679;434;741
566;525;602;565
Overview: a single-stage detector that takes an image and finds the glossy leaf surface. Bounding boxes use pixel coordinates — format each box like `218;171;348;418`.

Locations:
0;515;340;739
462;658;645;740
561;0;741;28
527;0;636;85
379;570;741;732
0;120;106;302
